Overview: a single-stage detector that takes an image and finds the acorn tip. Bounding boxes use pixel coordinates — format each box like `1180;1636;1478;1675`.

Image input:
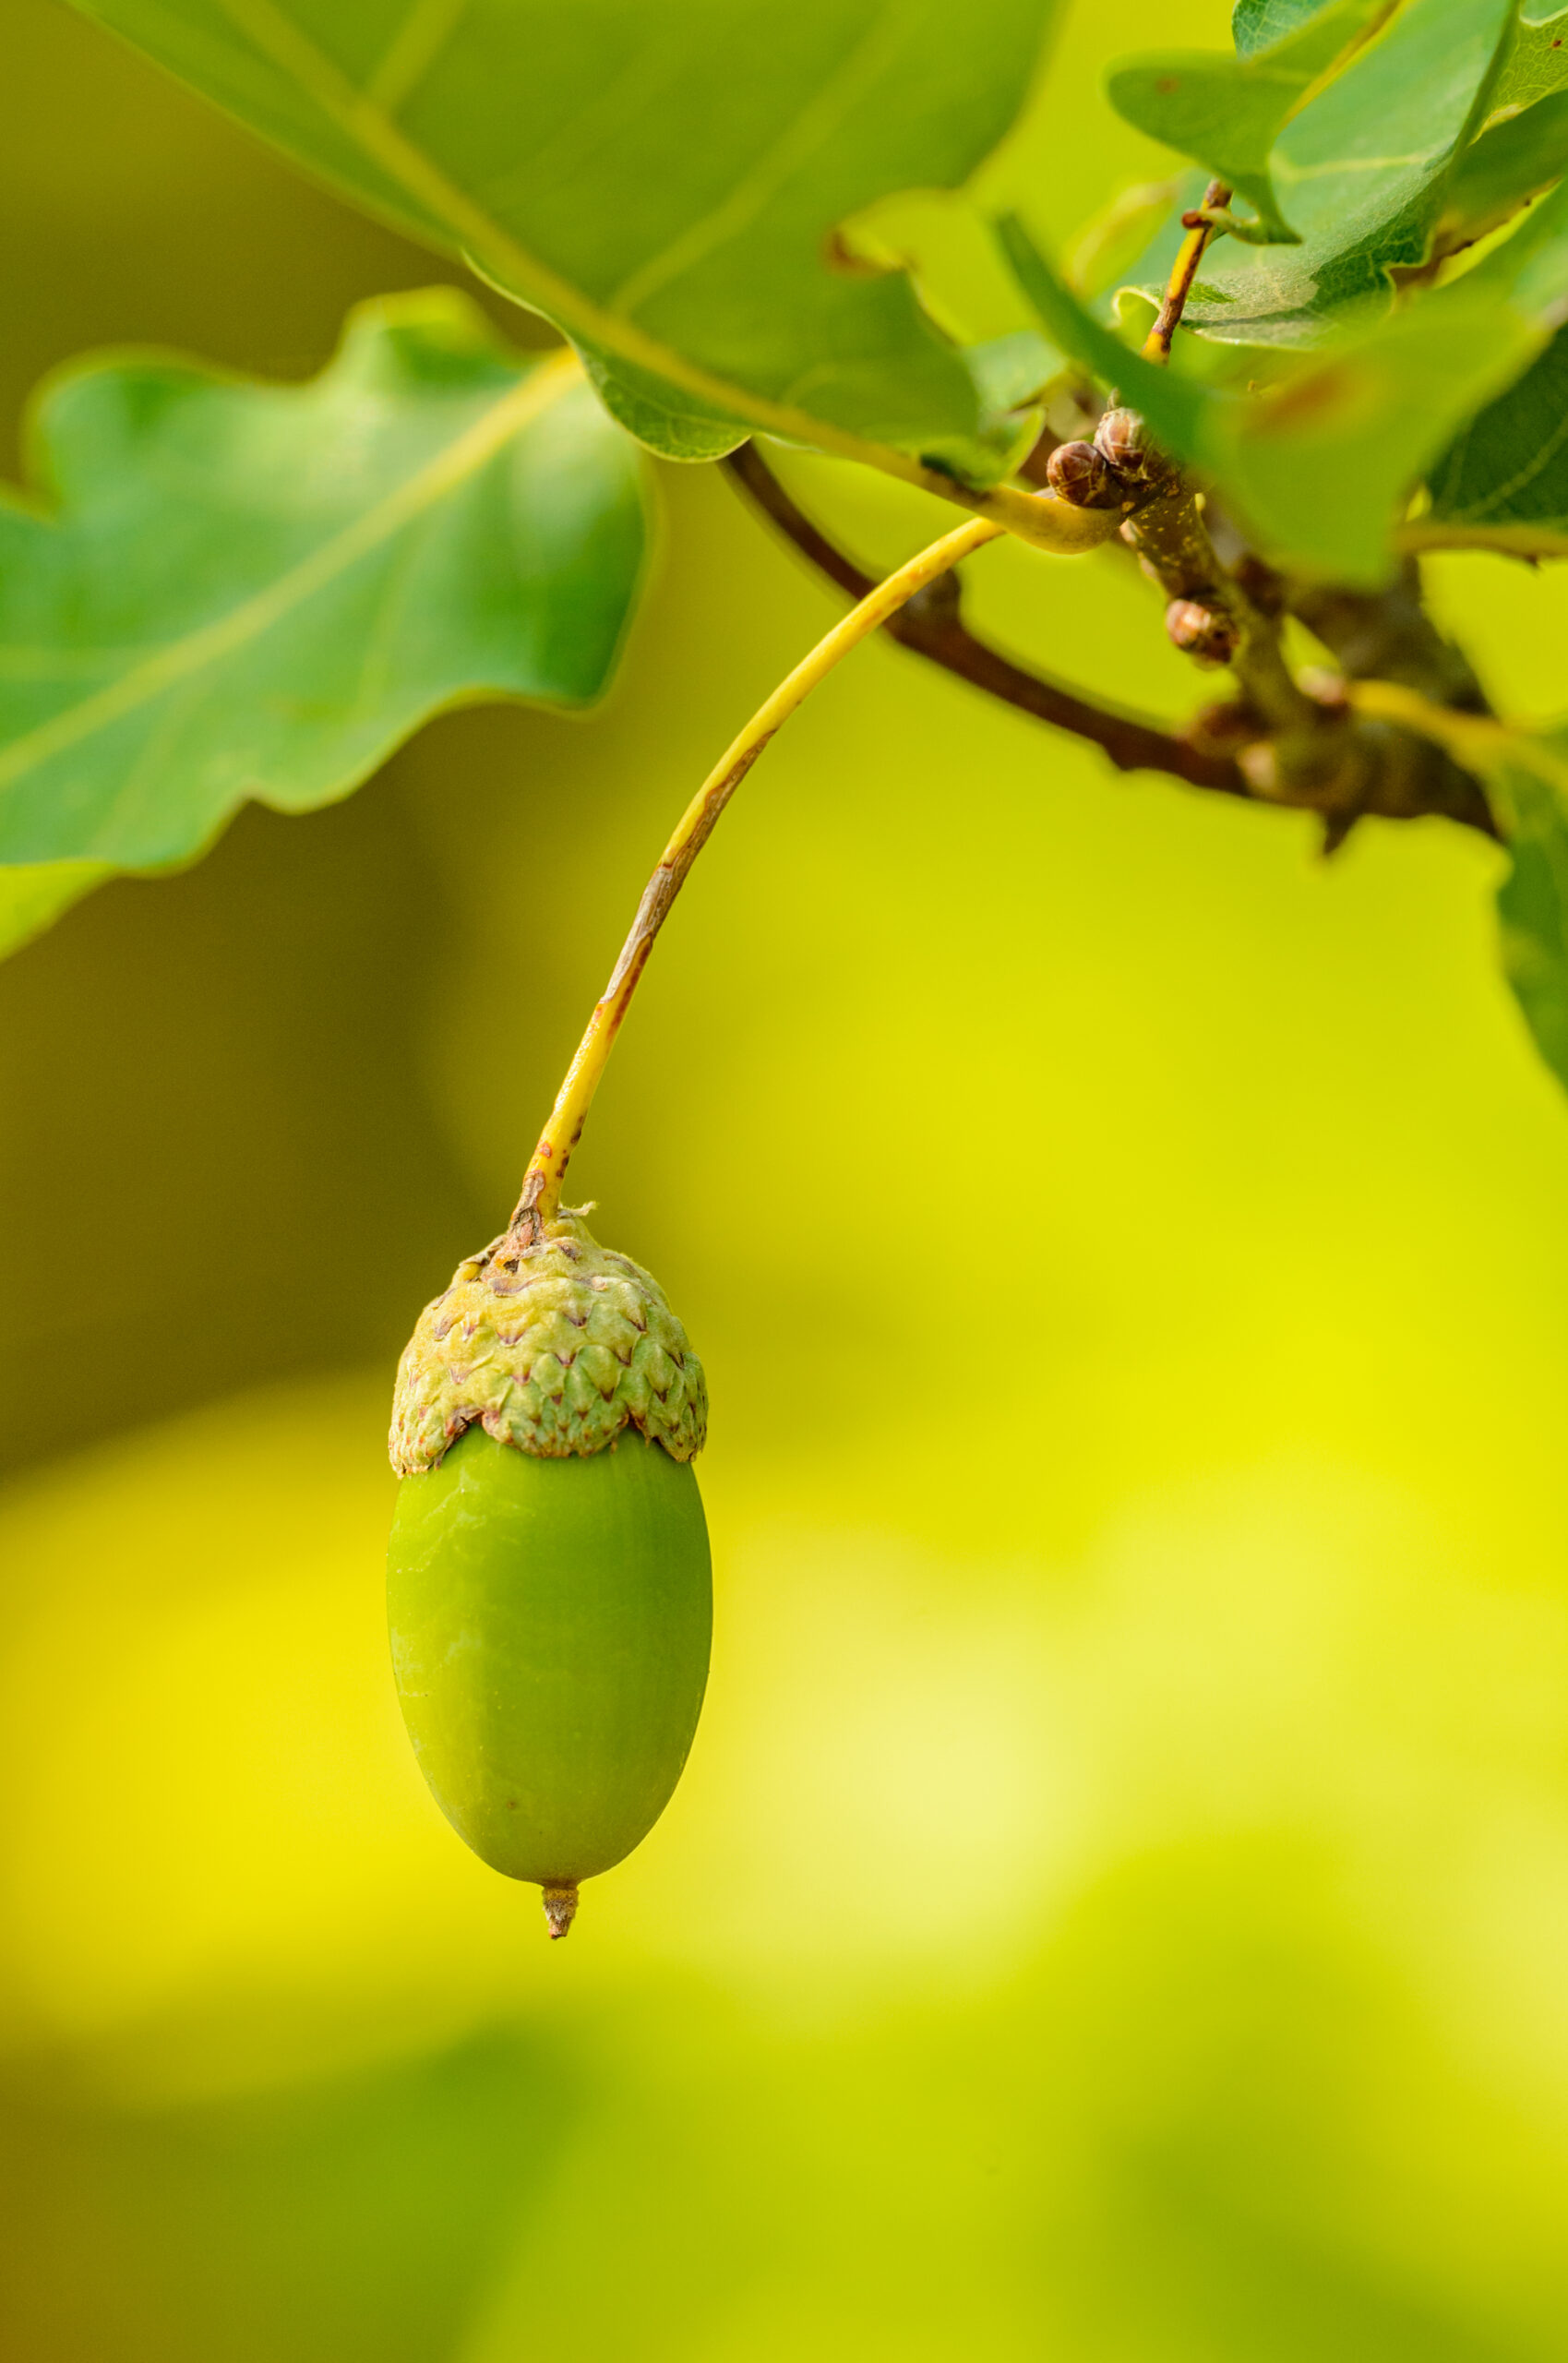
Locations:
543;1882;579;1940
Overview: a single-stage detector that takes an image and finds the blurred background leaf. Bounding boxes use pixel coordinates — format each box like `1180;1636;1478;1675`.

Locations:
5;1;1568;2358
0;295;646;951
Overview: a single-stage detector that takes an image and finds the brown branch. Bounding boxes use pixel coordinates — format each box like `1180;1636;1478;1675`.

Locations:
722;443;1248;798
725;441;1502;845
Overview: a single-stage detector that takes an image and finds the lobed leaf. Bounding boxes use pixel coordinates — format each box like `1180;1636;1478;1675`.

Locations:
0;289;648;956
70;0;1059;486
1106;0;1399;245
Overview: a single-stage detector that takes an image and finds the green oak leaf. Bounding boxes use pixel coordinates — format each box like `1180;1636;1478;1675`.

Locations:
1490;4;1568;110
997;211;1547;579
1494;745;1568;1088
69;0;1058;486
1440;86;1568;244
0;288;648;956
1419;166;1568;551
1106;0;1399;246
1150;0;1516;346
1438;715;1568;1092
1429;6;1568;246
1422;324;1568;549
1233;0;1356;55
1358;699;1568;1104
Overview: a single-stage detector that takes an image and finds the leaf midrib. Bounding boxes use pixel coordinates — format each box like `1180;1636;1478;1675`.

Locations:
203;0;1056;537
210;0;903;449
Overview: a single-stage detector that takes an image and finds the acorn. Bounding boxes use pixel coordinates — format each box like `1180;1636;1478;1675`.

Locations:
387;1211;710;1938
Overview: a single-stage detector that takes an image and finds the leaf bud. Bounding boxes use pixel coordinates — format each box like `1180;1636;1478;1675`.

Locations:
1166;599;1239;665
1094;407;1168;486
1045;438;1119;509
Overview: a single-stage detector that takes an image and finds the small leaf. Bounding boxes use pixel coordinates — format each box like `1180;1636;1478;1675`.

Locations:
1490;5;1568;112
1443;719;1568;1091
1440;87;1568;245
1341;701;1568;1101
1142;0;1516;347
0;289;648;951
1233;1;1343;60
1494;749;1568;1089
1106;0;1399;245
71;0;1061;486
1419;168;1568;550
1430;3;1568;251
1423;321;1568;549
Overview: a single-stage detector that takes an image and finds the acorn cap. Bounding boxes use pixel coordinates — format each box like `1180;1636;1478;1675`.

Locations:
389;1211;707;1474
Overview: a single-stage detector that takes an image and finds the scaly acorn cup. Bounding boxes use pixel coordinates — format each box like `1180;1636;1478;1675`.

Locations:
387;1211;711;1940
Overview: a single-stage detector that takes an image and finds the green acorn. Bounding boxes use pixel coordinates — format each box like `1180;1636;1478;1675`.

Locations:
387;1211;710;1938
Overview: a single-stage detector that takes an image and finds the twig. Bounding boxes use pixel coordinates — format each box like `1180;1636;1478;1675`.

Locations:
507;513;1006;1239
723;444;1247;797
724;445;1501;843
1119;476;1317;738
1143;178;1231;363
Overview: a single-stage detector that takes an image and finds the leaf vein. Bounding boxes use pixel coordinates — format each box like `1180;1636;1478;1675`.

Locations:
365;0;473;116
606;0;926;319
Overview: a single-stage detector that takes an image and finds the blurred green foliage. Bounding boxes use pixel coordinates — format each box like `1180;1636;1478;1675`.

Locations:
0;296;647;940
4;1;1568;2357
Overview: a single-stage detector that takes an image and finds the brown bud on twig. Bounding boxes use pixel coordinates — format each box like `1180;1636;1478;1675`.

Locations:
1166;599;1239;665
1095;407;1169;486
1045;438;1119;509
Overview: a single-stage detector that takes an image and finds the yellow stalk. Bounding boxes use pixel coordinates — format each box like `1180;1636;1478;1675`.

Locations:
509;512;1002;1238
1346;679;1568;794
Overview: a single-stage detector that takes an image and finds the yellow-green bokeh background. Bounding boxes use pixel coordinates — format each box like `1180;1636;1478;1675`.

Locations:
5;3;1568;2355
